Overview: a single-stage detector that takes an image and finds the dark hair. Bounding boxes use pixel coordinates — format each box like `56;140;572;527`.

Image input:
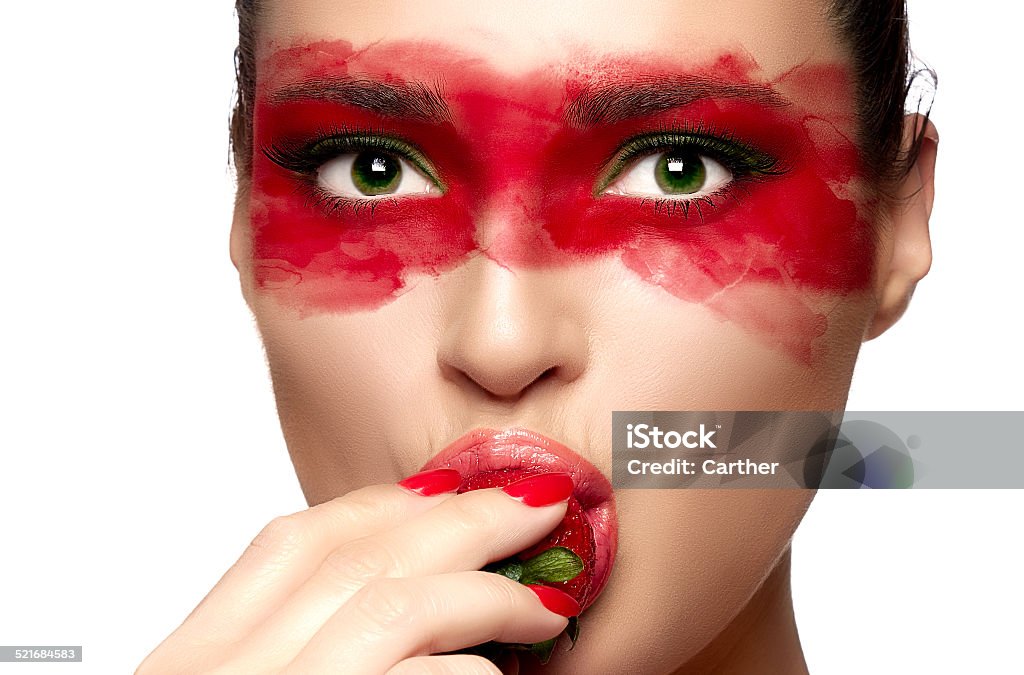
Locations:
826;0;936;195
230;0;258;187
230;0;934;197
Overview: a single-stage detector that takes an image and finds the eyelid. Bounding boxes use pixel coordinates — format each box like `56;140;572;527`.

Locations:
594;130;782;196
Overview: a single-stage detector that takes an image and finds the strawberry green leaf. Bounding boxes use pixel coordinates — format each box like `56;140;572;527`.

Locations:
484;559;523;582
530;638;557;664
566;616;579;649
519;546;583;585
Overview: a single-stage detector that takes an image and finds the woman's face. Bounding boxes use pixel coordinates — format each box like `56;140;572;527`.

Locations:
233;0;885;670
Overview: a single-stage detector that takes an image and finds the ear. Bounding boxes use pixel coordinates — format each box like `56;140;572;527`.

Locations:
229;182;256;310
864;113;938;341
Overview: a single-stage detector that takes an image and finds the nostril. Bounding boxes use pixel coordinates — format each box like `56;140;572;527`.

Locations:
537;366;557;382
439;359;564;402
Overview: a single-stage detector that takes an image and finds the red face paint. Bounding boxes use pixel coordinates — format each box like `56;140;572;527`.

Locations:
251;41;871;361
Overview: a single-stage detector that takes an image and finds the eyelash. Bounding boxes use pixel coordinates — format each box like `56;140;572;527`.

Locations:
261;122;784;220
595;121;786;220
261;125;444;217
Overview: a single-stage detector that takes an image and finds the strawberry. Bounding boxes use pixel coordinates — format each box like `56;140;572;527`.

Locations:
457;469;595;665
459;469;597;609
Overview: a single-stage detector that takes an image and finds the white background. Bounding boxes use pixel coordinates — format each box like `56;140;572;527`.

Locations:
0;2;1021;673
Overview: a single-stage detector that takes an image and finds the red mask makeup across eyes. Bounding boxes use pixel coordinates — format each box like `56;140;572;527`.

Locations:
250;41;873;362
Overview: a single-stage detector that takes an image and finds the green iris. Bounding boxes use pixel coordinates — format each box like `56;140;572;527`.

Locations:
351;151;402;195
656;152;706;194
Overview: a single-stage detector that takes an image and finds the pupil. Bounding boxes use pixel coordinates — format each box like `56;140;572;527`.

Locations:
352;151;401;195
656;152;706;194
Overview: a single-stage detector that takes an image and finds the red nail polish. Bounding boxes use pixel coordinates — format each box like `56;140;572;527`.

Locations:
398;468;463;496
527;584;580;618
501;472;574;507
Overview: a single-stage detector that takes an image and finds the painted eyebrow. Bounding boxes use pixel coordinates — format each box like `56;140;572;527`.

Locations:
269;76;453;123
564;76;789;127
268;74;786;128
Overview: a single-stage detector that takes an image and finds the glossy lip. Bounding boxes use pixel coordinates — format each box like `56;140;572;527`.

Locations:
421;427;619;608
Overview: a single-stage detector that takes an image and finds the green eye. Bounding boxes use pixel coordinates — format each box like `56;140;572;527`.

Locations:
351;151;403;195
597;132;780;200
655;151;707;194
263;133;446;200
316;143;440;199
606;148;728;199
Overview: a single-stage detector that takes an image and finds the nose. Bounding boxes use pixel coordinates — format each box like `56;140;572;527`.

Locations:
437;257;588;401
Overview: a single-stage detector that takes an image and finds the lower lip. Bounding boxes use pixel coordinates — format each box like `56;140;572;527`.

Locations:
420;428;618;609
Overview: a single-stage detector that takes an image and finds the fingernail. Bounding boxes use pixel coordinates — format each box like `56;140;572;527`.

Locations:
527;584;580;618
398;468;463;496
501;472;573;507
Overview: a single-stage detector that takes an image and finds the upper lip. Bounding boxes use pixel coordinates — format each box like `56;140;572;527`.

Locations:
420;427;613;509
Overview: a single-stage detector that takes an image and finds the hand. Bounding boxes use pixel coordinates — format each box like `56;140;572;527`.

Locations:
136;469;578;674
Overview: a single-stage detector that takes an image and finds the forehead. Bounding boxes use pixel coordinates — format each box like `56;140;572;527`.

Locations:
257;0;847;77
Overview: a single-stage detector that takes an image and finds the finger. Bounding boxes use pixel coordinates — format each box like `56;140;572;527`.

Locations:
155;472;462;655
232;475;572;665
360;474;574;576
285;572;575;674
386;654;502;675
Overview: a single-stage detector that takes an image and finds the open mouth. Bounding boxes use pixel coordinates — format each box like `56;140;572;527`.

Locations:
421;427;619;610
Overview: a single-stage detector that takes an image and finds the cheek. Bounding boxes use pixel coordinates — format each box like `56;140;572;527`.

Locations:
253;308;444;498
573;259;873;410
572;490;813;671
248;154;477;316
628;162;872;364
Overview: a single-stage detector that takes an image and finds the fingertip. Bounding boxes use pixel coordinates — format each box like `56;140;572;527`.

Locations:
525;584;580;618
500;473;574;507
398;468;464;496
